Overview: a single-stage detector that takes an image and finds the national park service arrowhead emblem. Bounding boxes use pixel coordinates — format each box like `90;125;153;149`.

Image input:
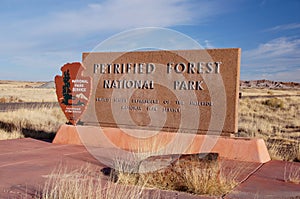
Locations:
55;62;92;125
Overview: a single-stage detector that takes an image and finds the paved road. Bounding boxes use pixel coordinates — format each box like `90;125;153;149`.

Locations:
0;138;299;198
241;94;300;99
0;102;59;112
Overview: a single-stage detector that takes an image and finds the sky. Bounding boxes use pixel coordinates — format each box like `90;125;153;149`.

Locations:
0;0;299;82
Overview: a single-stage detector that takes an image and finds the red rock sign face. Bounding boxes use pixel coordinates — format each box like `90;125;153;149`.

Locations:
55;62;92;125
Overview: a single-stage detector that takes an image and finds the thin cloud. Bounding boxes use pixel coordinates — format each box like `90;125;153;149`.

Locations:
267;68;300;82
28;0;221;37
265;23;300;32
0;0;225;80
1;0;217;53
203;40;214;49
243;37;300;65
260;0;267;7
242;37;300;82
92;27;203;52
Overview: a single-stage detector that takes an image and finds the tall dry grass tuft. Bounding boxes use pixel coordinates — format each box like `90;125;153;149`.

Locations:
42;166;101;199
284;162;300;184
182;161;240;196
41;164;160;199
262;98;284;109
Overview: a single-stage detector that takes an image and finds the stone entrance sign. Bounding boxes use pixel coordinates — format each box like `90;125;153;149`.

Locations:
53;48;271;164
77;48;240;135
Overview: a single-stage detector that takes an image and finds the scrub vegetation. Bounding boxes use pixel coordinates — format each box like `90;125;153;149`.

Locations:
0;81;299;161
0;81;65;141
113;158;241;196
239;88;300;162
0;107;65;141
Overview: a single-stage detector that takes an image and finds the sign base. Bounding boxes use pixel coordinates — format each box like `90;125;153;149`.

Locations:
53;124;270;163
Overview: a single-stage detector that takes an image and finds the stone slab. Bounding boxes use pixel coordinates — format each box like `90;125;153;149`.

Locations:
138;153;219;173
53;124;271;163
80;49;240;135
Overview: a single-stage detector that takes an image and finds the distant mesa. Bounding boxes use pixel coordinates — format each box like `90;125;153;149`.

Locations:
37;81;55;89
240;80;300;89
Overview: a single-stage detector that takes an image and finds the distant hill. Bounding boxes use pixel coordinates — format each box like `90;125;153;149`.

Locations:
240;80;300;89
37;81;55;89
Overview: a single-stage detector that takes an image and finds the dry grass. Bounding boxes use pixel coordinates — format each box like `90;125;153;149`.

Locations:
0;129;24;140
241;88;300;97
181;161;240;196
112;150;241;197
41;156;243;198
41;164;160;199
0;80;56;102
239;88;300;161
42;165;102;199
0;81;299;160
0;81;62;140
0;107;66;140
109;138;233;196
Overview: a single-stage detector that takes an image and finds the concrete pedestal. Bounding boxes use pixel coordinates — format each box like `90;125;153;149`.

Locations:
53;124;271;163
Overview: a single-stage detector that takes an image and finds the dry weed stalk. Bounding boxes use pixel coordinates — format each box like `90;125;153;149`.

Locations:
41;164;160;199
284;162;300;184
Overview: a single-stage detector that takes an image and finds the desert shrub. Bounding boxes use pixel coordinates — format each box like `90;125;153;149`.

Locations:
0;96;23;103
262;98;284;109
266;138;300;161
0;97;5;103
114;158;240;196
